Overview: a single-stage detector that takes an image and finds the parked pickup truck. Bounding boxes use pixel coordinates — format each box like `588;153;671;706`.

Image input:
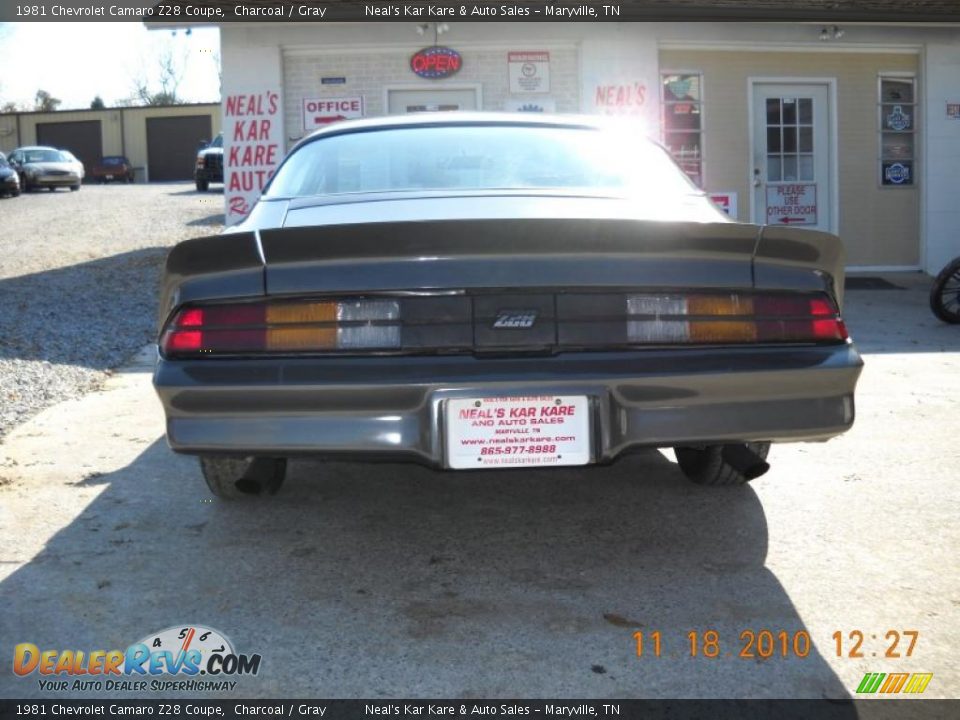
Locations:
194;133;223;192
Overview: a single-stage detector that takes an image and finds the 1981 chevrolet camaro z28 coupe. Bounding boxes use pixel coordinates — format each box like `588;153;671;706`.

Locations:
153;114;863;498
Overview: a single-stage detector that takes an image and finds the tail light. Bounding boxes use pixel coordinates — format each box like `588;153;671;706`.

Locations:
161;299;400;357
626;292;847;344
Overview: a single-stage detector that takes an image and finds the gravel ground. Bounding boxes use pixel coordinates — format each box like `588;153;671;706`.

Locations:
0;182;224;439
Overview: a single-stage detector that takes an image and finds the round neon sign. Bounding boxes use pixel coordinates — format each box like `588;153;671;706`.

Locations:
410;47;462;79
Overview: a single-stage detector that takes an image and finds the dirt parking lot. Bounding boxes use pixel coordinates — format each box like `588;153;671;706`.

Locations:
0;183;223;439
1;189;958;700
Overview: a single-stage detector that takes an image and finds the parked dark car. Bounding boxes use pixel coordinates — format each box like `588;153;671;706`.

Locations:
194;133;222;191
154;114;863;499
7;146;82;192
91;155;135;184
0;153;20;198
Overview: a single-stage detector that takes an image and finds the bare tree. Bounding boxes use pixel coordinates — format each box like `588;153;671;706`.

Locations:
131;45;187;106
34;89;61;112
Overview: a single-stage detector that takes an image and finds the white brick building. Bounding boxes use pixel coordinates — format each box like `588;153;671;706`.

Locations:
155;12;960;273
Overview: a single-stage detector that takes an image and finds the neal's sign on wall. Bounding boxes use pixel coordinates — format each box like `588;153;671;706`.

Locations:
411;47;462;79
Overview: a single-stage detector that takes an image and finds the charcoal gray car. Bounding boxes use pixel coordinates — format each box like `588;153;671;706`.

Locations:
153;114;863;499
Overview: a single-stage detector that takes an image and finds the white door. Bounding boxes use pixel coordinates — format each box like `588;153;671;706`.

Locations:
752;83;832;232
387;88;478;114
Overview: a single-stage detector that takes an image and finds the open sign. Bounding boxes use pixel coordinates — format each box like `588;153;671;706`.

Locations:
410;47;462;79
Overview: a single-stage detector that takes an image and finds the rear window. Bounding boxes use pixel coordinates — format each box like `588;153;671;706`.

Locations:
102;157;125;165
264;124;697;199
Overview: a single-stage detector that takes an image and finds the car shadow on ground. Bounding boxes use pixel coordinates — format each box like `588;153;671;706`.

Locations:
186;213;226;228
0;441;854;704
0;248;168;370
167;188;224;197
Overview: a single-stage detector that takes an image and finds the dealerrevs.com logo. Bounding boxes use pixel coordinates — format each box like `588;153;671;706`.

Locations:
13;625;262;693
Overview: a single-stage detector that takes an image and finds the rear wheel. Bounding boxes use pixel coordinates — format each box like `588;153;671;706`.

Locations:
674;442;771;486
930;257;960;324
199;456;287;499
70;184;80;192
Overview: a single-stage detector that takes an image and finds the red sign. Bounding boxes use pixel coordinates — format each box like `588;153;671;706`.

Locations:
224;90;282;224
410;47;462;79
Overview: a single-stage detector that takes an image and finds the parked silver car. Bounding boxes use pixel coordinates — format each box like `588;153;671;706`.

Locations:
7;146;83;192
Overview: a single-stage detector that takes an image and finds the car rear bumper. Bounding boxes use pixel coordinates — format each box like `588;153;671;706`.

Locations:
154;343;863;466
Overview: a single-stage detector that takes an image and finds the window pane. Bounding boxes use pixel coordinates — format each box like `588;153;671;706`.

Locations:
766;98;780;125
783;126;797;153
881;103;914;131
767;155;782;182
782;155;798;181
882;160;913;186
782;99;797;125
663;74;700;102
664;102;701;132
664;132;702;186
767;127;781;153
882;132;914;160
881;78;914;104
799;155;814;181
798;99;813;124
799;127;813;153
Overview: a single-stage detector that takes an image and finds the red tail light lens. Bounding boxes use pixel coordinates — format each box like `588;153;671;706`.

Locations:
160;299;401;357
626;291;848;345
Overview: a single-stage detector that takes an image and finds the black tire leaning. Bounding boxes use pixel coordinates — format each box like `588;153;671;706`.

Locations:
674;442;771;486
929;256;960;324
195;179;209;192
199;456;287;499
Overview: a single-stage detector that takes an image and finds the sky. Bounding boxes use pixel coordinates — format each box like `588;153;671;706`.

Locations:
0;22;221;110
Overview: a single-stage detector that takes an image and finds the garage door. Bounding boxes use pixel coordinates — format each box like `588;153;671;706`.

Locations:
36;120;102;177
146;115;213;181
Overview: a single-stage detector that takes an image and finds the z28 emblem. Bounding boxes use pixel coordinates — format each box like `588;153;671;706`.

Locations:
493;310;538;329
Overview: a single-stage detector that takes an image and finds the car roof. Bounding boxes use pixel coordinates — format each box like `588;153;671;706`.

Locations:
15;146;61;153
297;112;638;144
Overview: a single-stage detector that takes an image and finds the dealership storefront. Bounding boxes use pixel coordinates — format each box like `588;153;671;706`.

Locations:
182;20;960;272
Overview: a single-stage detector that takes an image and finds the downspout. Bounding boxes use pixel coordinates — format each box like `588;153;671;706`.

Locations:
120;108;126;159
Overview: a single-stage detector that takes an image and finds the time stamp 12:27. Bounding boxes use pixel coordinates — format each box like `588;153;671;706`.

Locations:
633;630;921;659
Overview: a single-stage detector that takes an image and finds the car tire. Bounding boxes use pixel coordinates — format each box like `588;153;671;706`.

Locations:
70;185;80;192
196;179;209;192
48;186;55;192
930;257;960;324
199;456;287;499
674;442;771;486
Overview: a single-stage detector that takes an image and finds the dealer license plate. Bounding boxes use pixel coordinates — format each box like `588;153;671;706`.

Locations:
105;174;113;180
445;395;591;469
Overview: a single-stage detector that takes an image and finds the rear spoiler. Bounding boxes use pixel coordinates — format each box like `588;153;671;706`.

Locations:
159;220;846;330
